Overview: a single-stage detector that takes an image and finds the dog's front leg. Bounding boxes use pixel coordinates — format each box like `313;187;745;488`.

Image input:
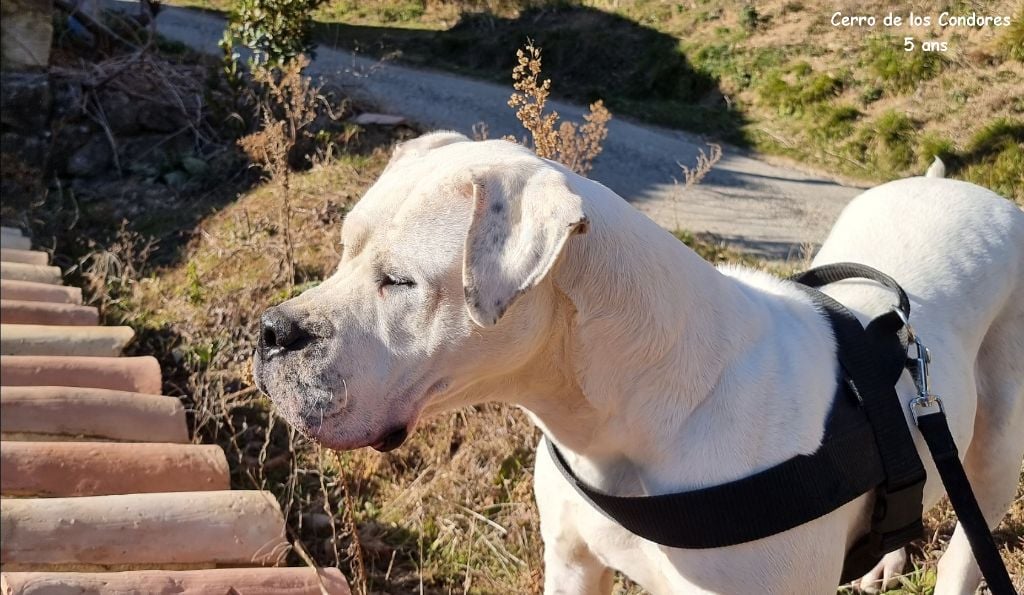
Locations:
535;441;614;595
541;530;614;595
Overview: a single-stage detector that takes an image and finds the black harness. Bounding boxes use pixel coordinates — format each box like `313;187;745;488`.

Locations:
547;263;1016;593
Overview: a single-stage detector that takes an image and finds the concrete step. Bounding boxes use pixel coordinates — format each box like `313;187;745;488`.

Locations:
0;236;30;251
0;263;61;285
0;442;229;497
0;281;81;305
0;301;98;326
0;227;25;237
0;386;187;443
0;491;289;571
0;568;350;595
0;324;134;357
0;356;161;394
0;250;47;266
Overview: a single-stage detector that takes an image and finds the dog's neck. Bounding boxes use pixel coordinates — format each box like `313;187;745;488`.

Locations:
511;179;836;496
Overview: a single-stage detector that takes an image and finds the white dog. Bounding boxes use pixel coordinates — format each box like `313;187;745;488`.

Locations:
253;132;1024;594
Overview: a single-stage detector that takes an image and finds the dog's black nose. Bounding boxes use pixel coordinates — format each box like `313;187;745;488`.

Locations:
260;306;312;353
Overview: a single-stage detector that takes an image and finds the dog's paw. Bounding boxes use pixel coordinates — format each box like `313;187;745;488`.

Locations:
856;548;908;593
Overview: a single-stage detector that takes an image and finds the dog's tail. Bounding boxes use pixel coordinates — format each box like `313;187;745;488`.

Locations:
925;156;946;178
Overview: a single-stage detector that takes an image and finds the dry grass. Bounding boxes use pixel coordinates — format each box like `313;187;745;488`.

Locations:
506;41;611;176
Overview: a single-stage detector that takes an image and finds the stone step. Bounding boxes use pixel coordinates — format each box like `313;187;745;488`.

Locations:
0;568;350;595
0;491;289;571
0;250;47;266
0;227;25;237
0;386;187;443
0;442;229;497
0;356;161;394
0;263;60;285
0;324;134;357
0;301;98;326
0;235;30;251
0;281;81;305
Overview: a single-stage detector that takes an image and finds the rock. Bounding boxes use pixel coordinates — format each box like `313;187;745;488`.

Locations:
0;73;51;132
180;155;209;176
137;103;189;133
66;136;112;178
351;112;406;126
0;0;53;70
119;133;191;171
97;90;139;136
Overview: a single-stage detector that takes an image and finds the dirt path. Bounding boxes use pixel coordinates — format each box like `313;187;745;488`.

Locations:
129;1;867;259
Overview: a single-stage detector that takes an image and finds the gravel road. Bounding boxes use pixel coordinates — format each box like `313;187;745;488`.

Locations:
123;1;868;259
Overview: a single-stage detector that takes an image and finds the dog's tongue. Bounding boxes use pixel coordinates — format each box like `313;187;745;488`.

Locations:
371;427;409;452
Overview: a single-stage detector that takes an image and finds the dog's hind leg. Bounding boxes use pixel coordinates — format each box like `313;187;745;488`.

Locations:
934;297;1024;595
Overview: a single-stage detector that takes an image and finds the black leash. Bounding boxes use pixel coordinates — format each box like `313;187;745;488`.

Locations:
544;262;1017;593
917;411;1016;594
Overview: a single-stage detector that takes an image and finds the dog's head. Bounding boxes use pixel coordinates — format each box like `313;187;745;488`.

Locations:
252;132;588;451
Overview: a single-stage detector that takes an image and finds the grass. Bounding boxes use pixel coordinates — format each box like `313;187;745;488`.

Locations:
173;0;1024;201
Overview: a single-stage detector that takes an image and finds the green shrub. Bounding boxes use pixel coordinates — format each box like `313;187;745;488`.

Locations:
222;0;328;67
812;104;860;142
757;68;840;115
740;5;760;31
917;133;956;169
959;118;1024;201
865;36;946;94
856;110;917;175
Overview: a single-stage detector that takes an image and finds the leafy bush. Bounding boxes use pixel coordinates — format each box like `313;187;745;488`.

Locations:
222;0;328;67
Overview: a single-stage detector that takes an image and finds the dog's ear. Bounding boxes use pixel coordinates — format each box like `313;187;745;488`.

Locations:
462;165;588;327
384;131;470;172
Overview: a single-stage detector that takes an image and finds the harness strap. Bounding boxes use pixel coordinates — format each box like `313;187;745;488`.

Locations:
546;419;883;549
790;266;926;582
916;411;1017;594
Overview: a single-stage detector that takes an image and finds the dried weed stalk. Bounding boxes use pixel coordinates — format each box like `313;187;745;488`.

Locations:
507;42;611;176
238;55;321;288
670;143;723;231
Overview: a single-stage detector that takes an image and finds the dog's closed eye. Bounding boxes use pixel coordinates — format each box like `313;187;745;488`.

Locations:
380;273;415;289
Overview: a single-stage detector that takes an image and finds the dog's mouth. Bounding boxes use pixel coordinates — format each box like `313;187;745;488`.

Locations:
371;426;409;452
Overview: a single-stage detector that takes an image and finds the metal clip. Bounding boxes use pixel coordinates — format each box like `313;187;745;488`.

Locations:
893;307;944;422
910;393;944;422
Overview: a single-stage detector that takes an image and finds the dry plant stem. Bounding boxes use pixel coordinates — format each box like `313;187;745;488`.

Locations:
679;143;723;189
333;451;368;595
507;41;611;176
239;56;324;288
